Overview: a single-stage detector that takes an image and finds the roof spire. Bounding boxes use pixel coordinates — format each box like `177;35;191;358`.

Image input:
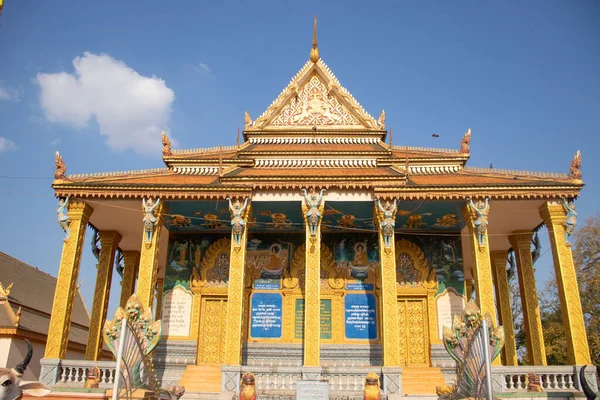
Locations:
310;15;320;63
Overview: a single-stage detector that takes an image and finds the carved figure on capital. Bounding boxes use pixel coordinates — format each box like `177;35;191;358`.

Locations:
301;188;325;237
57;196;70;240
562;197;577;245
91;226;101;268
376;198;397;248
142;197;161;244
467;197;489;247
227;197;250;247
532;231;542;264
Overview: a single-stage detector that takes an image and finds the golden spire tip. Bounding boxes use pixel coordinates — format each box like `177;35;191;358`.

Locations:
310;14;320;63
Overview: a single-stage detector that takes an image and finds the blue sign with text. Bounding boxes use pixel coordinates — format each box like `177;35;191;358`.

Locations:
346;283;374;291
250;293;283;338
345;293;377;339
254;278;281;290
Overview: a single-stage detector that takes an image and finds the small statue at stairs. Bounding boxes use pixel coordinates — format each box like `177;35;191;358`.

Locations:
527;372;543;392
84;366;100;388
240;372;257;400
363;372;381;400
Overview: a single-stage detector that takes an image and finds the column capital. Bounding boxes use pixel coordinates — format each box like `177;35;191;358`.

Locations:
508;230;534;248
539;201;566;224
490;250;508;268
67;201;94;220
98;230;122;245
462;198;490;248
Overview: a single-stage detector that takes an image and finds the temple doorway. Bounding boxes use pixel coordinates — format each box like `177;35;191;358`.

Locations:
197;296;228;364
397;296;430;366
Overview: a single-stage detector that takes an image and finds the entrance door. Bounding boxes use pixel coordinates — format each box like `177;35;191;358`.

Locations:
397;297;430;366
197;297;228;364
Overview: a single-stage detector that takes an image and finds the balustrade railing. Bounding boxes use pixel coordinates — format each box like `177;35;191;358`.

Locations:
491;366;594;393
52;360;117;388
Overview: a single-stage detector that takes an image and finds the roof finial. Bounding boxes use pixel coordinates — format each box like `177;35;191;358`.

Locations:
310;15;320;63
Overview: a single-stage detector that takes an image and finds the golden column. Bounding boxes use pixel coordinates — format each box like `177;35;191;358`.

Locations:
119;251;140;308
539;201;591;365
45;201;93;359
490;250;518;366
155;278;165;321
374;198;401;366
301;188;325;367
223;197;251;365
137;198;167;309
508;232;547;365
462;198;500;365
86;230;122;360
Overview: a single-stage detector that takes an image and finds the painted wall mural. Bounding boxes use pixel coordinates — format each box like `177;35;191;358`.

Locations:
322;233;380;284
396;234;464;295
165;234;229;291
245;233;303;285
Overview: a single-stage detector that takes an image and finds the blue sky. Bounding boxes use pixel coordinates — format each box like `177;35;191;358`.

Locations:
1;1;599;316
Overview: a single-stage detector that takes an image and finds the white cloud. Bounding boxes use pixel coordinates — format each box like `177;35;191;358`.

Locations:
35;52;175;155
50;137;61;146
0;137;17;152
193;62;212;74
0;82;23;101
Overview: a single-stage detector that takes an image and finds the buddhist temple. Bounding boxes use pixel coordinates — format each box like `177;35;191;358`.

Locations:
42;17;596;399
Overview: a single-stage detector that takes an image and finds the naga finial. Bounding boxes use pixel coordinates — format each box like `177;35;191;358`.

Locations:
569;150;581;180
309;15;320;63
378;109;386;130
460;128;471;154
0;282;13;298
161;131;172;156
54;151;66;179
244;111;253;130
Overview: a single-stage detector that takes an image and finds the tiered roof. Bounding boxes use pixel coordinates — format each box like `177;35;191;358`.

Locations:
52;20;583;201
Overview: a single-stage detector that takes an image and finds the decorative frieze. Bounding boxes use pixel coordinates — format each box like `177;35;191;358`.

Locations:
248;137;380;144
174;166;219;175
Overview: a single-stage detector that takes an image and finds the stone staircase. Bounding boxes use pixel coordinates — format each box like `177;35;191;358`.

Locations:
178;364;222;395
401;367;447;395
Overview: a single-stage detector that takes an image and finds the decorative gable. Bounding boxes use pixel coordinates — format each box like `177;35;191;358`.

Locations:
249;60;382;131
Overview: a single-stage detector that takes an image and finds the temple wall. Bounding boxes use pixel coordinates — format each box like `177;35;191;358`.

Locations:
160;230;466;367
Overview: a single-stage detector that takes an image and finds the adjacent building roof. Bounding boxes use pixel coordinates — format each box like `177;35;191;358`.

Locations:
0;252;90;346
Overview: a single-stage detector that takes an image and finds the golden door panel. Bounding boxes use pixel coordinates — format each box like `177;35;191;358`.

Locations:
397;298;429;367
198;297;227;364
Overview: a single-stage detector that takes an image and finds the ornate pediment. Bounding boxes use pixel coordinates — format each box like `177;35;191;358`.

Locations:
250;60;381;131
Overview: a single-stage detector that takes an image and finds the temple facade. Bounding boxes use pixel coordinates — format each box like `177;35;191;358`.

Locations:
42;19;594;398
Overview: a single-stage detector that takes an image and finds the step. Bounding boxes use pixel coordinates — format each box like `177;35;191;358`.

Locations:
179;365;222;393
401;367;447;395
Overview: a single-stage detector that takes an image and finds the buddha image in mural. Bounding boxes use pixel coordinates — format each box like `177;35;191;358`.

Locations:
326;235;379;282
396;235;464;295
246;236;294;280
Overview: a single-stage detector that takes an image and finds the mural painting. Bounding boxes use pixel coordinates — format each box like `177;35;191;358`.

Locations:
322;233;380;284
165;234;230;291
245;233;303;287
396;234;464;295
